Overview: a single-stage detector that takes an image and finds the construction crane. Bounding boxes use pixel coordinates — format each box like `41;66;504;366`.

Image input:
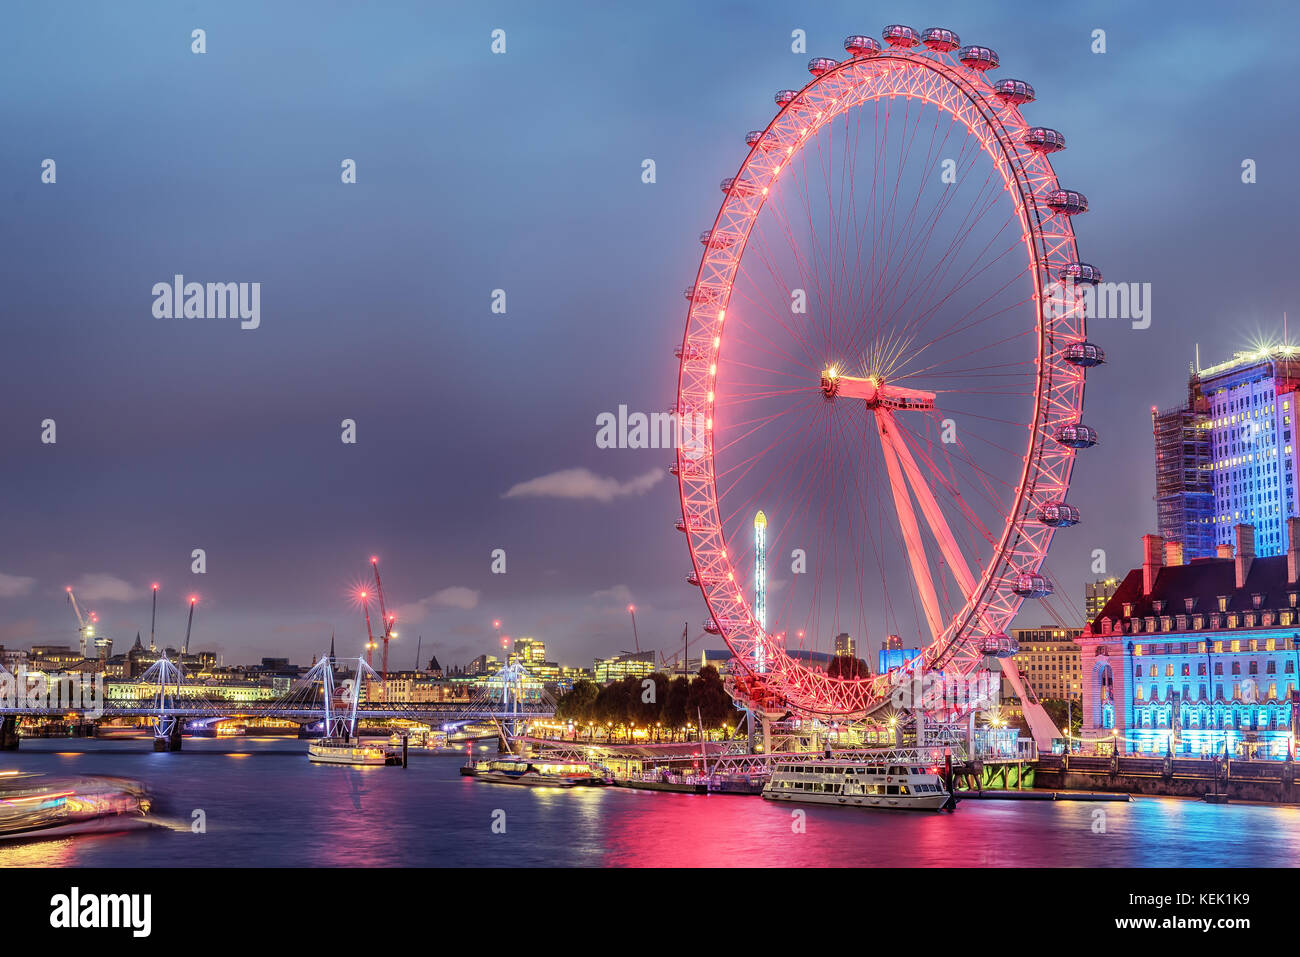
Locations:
181;595;197;658
358;590;377;668
65;587;94;659
149;583;159;653
370;557;395;682
627;604;640;653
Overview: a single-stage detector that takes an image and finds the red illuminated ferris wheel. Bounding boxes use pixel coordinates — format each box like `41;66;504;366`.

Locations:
675;25;1104;719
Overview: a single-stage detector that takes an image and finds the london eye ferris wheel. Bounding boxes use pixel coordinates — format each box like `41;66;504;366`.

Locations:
675;25;1105;719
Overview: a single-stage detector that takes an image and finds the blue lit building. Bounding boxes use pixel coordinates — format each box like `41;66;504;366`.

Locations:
1079;525;1300;759
878;647;921;674
1155;347;1300;560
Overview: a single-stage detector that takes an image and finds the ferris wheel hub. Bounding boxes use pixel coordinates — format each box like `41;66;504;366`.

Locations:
819;369;935;411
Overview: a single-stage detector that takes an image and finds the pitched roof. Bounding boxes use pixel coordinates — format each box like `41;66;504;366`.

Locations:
1092;554;1297;630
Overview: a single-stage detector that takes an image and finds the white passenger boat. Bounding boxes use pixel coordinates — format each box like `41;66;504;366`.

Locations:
308;738;396;766
762;759;952;810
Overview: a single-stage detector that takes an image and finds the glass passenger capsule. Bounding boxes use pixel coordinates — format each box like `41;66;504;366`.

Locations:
921;27;960;52
720;176;759;197
977;634;1019;658
1054;423;1099;448
843;35;882;57
1024;127;1066;152
882;24;920;47
774;90;798;107
1063;341;1107;367
958;45;999;70
1047;189;1089;215
700;230;739;248
1037;502;1082;527
808;57;838;76
1013;574;1054;599
992;78;1035;104
1058;262;1102;285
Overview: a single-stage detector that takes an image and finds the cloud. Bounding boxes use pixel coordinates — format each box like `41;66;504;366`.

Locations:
503;467;664;503
393;586;481;625
590;584;635;608
69;574;148;602
0;574;36;599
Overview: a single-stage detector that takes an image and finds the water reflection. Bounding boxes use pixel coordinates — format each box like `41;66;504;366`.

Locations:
3;742;1300;867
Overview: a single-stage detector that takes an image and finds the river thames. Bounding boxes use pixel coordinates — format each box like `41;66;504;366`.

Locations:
4;738;1300;867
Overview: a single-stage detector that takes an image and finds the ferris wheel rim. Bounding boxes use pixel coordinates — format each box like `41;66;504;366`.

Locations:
675;40;1089;719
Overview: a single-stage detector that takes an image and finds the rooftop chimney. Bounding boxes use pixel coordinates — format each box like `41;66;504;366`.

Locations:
1142;533;1164;597
1289;517;1300;586
1164;541;1184;568
1216;543;1234;560
1235;523;1255;590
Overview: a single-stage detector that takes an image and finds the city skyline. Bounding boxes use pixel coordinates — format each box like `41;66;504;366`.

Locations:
2;0;1297;671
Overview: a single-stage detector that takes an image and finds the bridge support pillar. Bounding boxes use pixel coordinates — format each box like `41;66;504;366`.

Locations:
153;722;183;752
0;715;19;750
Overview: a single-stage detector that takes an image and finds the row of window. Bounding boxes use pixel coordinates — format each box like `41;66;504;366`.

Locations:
1138;659;1291;677
1135;681;1294;703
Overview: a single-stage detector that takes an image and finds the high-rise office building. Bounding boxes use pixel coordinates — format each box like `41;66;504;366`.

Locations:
833;632;855;658
1085;578;1120;622
1154;347;1300;559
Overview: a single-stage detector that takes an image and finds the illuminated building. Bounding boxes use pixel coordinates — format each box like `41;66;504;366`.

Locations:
1009;625;1082;701
593;650;656;683
884;634;903;651
1085;578;1119;621
27;646;83;671
1079;525;1300;758
104;680;278;704
512;637;546;665
833;632;855;658
877;646;921;673
1155;346;1300;559
361;672;464;704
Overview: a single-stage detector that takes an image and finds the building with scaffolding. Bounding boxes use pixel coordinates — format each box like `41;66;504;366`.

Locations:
1153;382;1214;559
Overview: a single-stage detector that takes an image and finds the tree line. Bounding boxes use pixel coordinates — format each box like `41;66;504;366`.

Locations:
555;666;736;738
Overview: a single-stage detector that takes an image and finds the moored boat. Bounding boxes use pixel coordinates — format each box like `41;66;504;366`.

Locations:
307;737;398;766
463;756;603;787
612;770;708;794
762;759;952;810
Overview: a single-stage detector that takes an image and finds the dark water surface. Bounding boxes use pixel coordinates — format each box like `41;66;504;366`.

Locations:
2;739;1297;867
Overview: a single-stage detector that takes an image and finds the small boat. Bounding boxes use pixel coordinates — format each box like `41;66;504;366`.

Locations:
463;756;603;787
708;773;767;795
613;770;708;794
763;759;952;811
308;738;398;766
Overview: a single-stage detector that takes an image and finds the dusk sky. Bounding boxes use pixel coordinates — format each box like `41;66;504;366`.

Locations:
2;0;1297;671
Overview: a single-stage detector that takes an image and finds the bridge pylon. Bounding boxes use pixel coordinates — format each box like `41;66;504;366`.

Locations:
302;654;380;741
140;655;187;752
